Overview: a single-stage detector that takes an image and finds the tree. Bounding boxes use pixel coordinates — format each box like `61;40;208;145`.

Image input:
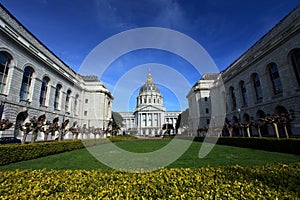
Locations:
30;115;46;143
0;119;13;131
162;123;174;135
17;122;32;144
69;124;79;140
180;109;189;129
112;111;123;130
41;120;51;141
224;121;234;137
251;120;265;137
238;122;251;137
60;119;69;141
175;113;181;131
261;115;280;138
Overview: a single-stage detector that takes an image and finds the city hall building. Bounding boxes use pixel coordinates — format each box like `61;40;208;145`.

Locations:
120;71;180;136
187;4;300;136
0;5;113;140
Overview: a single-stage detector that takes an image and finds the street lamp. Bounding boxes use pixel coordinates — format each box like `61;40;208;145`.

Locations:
237;108;241;121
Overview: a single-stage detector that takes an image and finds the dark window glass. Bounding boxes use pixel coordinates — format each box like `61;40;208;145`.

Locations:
39;77;49;106
0;52;10;93
230;87;236;111
20;67;33;101
291;49;300;86
54;84;62;109
252;73;263;100
269;63;282;94
240;81;248;106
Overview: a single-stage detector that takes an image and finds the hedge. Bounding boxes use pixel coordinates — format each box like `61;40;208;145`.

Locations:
0;136;139;166
182;136;300;155
0;140;84;166
0;163;299;199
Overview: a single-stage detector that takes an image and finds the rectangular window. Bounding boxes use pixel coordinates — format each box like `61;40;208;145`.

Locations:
84;111;88;116
85;99;88;103
206;108;209;114
206;119;210;125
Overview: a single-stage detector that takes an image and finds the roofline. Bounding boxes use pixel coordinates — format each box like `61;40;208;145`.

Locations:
222;3;300;75
0;3;77;75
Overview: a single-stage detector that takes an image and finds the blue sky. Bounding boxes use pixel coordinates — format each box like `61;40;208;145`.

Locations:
1;0;299;112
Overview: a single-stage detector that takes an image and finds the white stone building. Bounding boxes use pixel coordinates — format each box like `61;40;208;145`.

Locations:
186;73;219;134
0;5;113;141
120;71;180;136
187;4;300;136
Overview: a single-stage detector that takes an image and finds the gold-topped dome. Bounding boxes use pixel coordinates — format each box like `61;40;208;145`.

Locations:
139;71;160;94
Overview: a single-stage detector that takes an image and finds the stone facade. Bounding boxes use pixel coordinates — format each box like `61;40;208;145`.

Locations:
120;71;180;136
0;5;113;141
187;4;300;136
186;73;219;134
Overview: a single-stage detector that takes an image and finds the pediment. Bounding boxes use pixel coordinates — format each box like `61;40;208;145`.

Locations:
134;105;166;113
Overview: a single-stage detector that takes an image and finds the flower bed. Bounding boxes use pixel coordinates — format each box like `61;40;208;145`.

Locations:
0;163;299;199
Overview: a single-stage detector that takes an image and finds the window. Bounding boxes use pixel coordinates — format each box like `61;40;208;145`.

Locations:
252;73;263;100
74;94;79;115
84;111;88;116
291;49;300;86
0;52;10;94
20;66;34;101
204;97;208;102
268;63;282;94
144;98;146;103
39;76;50;106
240;81;248;106
85;99;88;103
229;87;236;111
206;119;210;125
54;84;62;109
65;90;71;112
206;108;209;114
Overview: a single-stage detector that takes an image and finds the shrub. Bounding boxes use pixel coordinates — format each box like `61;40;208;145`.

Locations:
191;137;300;155
0;140;84;165
0;136;139;166
0;163;299;199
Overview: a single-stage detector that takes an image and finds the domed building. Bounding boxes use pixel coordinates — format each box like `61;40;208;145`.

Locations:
120;71;180;136
134;71;166;135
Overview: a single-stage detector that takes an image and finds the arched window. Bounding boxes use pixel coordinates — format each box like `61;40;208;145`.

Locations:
229;87;236;111
54;84;62;110
240;81;248;106
39;76;50;106
74;94;79;115
290;49;300;86
0;52;11;94
20;66;34;101
268;63;282;94
65;89;72;112
252;73;263;100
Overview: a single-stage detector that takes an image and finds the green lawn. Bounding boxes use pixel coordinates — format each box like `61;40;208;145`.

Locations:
1;139;299;171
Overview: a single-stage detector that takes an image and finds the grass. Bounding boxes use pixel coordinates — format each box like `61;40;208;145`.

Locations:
0;139;299;171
